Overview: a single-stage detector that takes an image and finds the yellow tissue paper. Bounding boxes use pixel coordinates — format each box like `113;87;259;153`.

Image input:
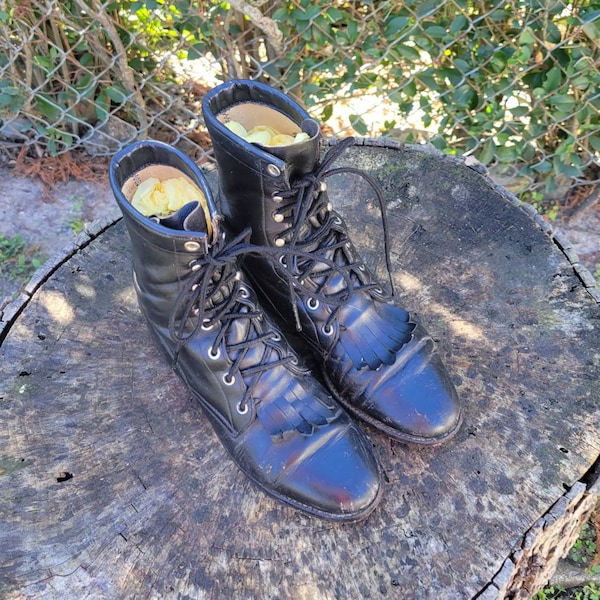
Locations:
131;176;206;218
225;121;310;146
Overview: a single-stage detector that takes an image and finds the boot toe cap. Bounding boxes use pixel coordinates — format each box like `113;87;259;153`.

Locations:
274;423;383;521
336;326;462;444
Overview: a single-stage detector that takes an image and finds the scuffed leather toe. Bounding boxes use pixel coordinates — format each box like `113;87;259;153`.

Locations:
274;422;382;521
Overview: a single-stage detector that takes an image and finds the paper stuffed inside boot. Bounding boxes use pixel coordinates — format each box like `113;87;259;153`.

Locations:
121;162;213;236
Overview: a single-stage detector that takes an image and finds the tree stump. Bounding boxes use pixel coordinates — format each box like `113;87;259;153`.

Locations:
1;140;598;600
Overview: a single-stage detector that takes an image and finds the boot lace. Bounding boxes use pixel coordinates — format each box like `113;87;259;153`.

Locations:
169;229;295;415
273;137;394;331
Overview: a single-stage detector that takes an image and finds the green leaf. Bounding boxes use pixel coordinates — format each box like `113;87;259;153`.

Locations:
550;94;575;111
518;28;537;46
394;43;420;61
477;138;496;164
531;160;552;173
543;66;562;93
588;135;600;152
450;14;468;34
552;155;582;178
35;95;62;122
95;91;110;121
349;114;368;136
105;86;127;103
453;58;471;73
424;25;447;39
510;106;529;118
325;7;343;21
385;16;410;36
271;7;289;21
321;104;333;122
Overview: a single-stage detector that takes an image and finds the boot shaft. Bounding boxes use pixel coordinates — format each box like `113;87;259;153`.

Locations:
110;141;221;323
203;79;321;246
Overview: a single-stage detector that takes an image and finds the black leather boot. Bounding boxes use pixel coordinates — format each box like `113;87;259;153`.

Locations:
203;80;462;445
109;140;382;521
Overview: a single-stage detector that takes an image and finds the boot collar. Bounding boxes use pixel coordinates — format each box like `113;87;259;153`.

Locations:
202;80;322;184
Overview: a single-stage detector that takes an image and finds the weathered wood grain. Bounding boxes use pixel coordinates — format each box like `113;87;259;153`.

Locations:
1;141;598;599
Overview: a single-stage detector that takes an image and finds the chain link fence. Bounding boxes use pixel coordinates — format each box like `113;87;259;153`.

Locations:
1;0;599;203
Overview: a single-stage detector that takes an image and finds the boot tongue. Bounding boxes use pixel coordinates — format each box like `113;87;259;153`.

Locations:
155;201;209;234
263;119;321;180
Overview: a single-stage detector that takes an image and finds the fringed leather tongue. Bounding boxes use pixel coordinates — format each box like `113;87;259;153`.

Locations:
261;119;321;180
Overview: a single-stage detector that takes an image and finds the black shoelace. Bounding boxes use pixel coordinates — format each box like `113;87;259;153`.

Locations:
273;136;395;331
167;228;352;413
168;229;294;413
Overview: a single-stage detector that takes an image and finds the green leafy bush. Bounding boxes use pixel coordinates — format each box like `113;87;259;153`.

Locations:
1;0;598;196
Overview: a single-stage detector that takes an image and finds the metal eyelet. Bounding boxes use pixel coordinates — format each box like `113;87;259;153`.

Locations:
275;238;285;248
236;401;249;415
188;260;201;272
192;306;200;316
201;319;213;331
223;373;235;386
184;240;202;252
319;181;327;192
326;202;333;211
234;271;242;281
322;324;334;336
279;255;287;266
239;286;250;298
272;211;284;223
272;193;283;203
333;216;343;225
373;286;383;294
208;346;221;360
358;264;366;272
307;297;319;310
290;356;299;366
271;332;281;342
267;164;281;177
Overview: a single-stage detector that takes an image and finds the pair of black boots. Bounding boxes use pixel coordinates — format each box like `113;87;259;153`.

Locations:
109;79;462;522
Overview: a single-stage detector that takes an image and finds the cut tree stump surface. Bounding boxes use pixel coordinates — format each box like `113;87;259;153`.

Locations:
1;140;598;600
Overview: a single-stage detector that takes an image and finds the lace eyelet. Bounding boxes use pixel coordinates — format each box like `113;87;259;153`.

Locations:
279;255;287;266
223;373;235;386
333;216;343;225
236;401;249;415
239;286;250;298
322;324;334;336
373;286;383;294
192;306;200;316
272;193;283;203
191;283;199;291
272;211;284;223
290;356;299;366
208;346;221;360
271;332;281;342
307;297;319;310
188;260;201;272
201;319;213;331
358;264;366;271
319;181;328;192
267;164;281;177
